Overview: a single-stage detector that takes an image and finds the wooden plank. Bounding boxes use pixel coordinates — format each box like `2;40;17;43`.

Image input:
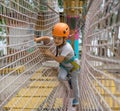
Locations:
16;88;53;97
4;97;46;110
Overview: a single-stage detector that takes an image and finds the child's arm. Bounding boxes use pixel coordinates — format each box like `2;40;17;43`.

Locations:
45;49;65;63
34;36;50;44
34;36;65;63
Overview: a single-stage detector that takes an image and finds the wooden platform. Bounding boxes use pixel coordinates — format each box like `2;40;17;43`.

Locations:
4;97;46;110
28;81;59;88
16;88;54;97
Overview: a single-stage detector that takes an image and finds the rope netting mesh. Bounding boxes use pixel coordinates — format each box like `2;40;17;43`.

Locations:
1;0;120;111
80;0;120;110
0;0;70;111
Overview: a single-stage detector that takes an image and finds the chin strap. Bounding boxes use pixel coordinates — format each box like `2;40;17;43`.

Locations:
55;46;58;57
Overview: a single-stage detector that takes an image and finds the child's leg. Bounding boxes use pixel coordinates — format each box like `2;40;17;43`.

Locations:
58;66;68;81
71;70;80;102
58;67;70;93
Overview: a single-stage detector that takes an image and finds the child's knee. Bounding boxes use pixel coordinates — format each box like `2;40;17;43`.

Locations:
58;75;66;81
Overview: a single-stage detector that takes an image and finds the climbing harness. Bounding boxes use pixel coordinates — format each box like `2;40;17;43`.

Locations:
60;56;80;89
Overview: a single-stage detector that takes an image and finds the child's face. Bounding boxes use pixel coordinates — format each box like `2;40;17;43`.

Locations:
53;36;64;46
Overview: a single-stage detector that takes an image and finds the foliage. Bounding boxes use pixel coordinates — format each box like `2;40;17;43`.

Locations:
58;0;63;8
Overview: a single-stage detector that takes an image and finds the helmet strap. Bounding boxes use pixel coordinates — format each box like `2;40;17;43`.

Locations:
55;46;58;57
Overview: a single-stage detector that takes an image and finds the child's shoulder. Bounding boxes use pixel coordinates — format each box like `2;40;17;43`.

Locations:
62;42;73;51
66;42;73;48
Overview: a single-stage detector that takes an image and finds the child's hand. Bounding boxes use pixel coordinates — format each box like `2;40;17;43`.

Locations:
45;49;54;57
34;37;38;42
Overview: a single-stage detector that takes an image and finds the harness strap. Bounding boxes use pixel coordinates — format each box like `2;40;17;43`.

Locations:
64;56;75;63
60;56;80;72
70;61;80;72
55;46;59;57
60;64;69;71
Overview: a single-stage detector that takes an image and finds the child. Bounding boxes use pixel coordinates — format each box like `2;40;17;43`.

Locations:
34;22;80;106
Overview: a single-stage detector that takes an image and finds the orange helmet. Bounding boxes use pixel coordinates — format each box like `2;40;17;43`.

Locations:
52;23;70;38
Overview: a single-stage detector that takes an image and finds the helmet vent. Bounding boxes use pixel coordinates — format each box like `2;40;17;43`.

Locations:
63;31;66;34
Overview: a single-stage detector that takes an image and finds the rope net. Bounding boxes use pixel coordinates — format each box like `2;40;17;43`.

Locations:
0;0;71;111
1;0;120;111
80;0;120;110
